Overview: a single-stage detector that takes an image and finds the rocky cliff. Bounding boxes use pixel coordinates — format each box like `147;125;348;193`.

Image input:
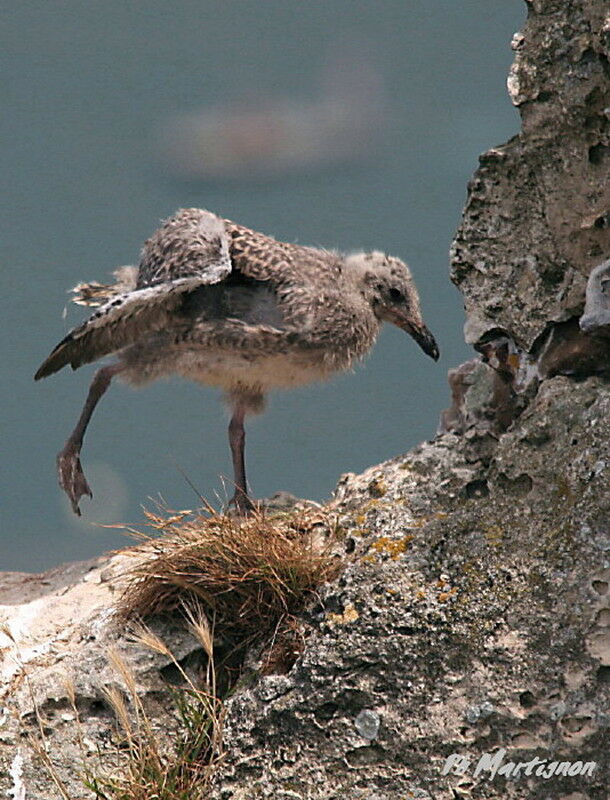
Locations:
2;1;610;798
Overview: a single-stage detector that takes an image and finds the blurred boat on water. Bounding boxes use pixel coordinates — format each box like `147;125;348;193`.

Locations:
157;59;387;181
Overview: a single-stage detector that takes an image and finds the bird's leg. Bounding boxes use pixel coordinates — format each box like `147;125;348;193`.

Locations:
228;404;255;514
57;363;123;515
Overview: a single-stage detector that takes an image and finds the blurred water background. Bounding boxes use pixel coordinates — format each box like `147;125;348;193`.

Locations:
1;1;523;571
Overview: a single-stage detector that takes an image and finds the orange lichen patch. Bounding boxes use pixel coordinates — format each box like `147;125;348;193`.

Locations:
484;525;504;546
412;577;458;604
327;604;359;625
409;510;448;529
369;535;414;561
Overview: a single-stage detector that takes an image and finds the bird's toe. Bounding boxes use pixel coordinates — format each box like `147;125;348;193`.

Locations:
57;446;93;516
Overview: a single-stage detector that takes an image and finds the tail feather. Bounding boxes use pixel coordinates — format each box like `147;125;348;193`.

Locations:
71;266;139;307
71;282;115;307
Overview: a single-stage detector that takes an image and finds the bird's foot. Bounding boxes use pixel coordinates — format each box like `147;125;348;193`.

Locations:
228;490;257;516
57;443;92;516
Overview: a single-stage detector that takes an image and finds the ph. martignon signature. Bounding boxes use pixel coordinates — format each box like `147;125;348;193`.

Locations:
443;749;597;781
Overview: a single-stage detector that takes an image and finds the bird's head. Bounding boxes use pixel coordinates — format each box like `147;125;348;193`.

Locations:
346;251;439;360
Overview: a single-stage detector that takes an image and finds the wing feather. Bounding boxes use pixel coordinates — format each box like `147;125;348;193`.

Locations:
35;279;194;379
35;211;233;380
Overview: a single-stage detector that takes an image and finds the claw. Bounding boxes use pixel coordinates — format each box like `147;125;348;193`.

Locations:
57;445;93;515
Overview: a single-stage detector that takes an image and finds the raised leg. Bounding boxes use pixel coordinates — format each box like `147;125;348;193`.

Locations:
228;404;255;514
57;363;122;515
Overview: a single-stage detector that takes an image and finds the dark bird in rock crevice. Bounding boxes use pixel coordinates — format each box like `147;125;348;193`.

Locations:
35;208;439;515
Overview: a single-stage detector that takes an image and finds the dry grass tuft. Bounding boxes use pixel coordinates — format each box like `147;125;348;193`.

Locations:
85;614;224;800
20;506;341;798
78;504;342;796
118;505;341;650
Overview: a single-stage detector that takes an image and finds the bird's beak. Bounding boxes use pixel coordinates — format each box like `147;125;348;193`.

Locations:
408;322;440;360
386;310;439;360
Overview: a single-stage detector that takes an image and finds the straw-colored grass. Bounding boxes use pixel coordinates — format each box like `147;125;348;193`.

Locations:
16;505;342;798
24;505;343;798
14;608;224;800
93;504;342;795
83;611;224;800
117;505;342;658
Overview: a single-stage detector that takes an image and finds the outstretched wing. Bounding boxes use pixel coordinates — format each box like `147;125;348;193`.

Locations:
35;211;232;380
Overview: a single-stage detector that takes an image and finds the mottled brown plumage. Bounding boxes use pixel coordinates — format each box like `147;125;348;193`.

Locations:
35;208;439;514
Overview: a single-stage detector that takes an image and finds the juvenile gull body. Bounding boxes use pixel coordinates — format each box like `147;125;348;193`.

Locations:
35;208;439;514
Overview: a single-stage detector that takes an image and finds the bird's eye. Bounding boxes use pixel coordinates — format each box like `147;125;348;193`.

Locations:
389;287;404;302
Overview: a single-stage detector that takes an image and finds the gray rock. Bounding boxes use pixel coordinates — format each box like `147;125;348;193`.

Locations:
354;709;380;740
212;377;610;799
452;0;610;352
580;259;610;335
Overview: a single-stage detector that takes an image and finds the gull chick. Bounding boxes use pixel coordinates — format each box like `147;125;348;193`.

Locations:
35;208;439;514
